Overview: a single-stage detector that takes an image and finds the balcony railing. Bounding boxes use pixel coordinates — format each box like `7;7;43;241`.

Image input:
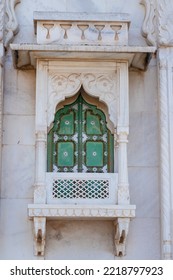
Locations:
46;172;118;205
34;12;130;46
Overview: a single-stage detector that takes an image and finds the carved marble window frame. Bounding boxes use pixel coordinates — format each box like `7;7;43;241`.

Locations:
27;58;136;256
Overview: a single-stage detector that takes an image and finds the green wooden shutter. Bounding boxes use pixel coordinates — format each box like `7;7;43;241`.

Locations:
47;92;114;173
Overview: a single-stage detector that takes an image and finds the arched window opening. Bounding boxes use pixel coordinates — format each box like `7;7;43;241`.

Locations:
47;89;114;173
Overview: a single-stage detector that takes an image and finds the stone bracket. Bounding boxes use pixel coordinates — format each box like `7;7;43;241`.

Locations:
114;217;130;256
29;204;135;256
33;217;46;256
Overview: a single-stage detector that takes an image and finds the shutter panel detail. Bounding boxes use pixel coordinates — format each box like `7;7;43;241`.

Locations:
47;92;114;173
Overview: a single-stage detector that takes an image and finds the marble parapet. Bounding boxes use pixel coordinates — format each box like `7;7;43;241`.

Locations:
34;12;130;46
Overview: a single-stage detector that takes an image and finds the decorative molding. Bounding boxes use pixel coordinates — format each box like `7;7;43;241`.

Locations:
48;72;117;128
158;48;172;259
4;0;21;49
141;0;157;46
28;205;136;219
114;218;130;256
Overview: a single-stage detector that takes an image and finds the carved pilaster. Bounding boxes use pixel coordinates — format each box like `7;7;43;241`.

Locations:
158;48;173;259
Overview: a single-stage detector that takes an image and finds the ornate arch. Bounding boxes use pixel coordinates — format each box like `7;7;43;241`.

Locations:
48;72;117;129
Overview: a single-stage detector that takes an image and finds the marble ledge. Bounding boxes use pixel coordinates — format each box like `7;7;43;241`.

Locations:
33;12;130;26
28;204;136;219
10;44;156;71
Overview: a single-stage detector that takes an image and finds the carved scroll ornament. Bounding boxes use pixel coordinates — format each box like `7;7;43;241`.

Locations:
141;0;173;46
0;0;4;42
48;72;117;128
4;0;21;48
141;0;157;46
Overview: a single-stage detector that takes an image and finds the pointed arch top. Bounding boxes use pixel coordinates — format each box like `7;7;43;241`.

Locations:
48;72;118;129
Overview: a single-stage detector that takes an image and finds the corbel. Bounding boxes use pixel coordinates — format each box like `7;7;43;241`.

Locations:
33;217;46;256
114;217;130;256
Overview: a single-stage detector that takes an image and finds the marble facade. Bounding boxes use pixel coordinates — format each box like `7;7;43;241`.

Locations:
0;0;173;260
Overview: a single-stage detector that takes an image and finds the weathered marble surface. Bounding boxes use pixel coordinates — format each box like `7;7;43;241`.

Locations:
129;167;159;218
0;199;39;260
124;218;161;260
3;115;35;145
45;220;115;260
1;145;35;199
43;218;160;260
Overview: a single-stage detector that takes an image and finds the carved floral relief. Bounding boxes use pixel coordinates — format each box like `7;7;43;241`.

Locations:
48;72;117;128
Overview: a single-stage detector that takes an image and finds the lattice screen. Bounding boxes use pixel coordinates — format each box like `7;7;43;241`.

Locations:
52;179;110;199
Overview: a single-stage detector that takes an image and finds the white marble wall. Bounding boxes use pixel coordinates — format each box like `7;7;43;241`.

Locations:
0;0;160;259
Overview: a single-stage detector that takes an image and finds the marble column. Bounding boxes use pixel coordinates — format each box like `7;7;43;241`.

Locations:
117;62;130;205
158;47;173;259
0;0;4;182
141;0;173;260
117;131;130;204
